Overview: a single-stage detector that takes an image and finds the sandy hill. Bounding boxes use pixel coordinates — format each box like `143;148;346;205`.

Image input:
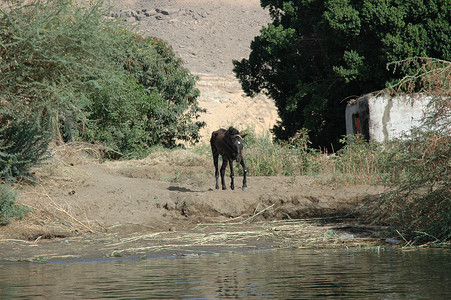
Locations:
108;0;279;141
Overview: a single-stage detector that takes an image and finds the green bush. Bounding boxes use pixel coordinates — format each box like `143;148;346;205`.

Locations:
0;117;51;182
114;36;205;149
0;0;204;158
1;0;112;131
0;184;28;225
83;73;158;159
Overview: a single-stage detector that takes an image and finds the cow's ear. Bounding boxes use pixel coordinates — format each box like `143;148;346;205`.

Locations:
241;134;247;139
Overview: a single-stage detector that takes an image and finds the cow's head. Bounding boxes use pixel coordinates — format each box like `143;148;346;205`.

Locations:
227;127;247;162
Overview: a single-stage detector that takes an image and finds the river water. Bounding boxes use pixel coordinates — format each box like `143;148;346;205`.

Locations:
1;248;450;299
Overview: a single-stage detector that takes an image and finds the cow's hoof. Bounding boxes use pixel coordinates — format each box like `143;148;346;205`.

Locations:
242;186;248;191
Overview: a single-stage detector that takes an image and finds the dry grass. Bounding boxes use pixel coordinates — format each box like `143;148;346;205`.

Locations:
10;182;101;241
49;141;108;165
105;147;211;169
95;218;383;258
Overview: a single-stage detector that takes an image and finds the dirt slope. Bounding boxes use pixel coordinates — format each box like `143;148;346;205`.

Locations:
112;0;270;76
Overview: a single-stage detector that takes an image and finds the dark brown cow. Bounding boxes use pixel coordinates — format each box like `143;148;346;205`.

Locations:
210;127;248;190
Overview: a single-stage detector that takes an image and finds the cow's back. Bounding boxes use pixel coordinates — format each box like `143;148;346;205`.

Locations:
210;128;229;156
210;128;226;144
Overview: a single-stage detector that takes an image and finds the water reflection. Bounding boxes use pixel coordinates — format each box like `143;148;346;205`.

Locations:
1;248;450;299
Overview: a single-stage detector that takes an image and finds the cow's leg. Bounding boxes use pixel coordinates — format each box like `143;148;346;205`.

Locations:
229;160;235;190
213;152;220;189
220;159;228;190
240;159;248;191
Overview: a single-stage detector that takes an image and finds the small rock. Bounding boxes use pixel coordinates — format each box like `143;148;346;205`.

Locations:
340;234;355;239
385;238;402;244
156;8;169;15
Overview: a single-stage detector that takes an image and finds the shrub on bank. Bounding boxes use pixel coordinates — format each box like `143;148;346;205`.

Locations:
366;100;451;245
0;117;51;182
0;0;204;159
0;184;29;225
366;58;451;245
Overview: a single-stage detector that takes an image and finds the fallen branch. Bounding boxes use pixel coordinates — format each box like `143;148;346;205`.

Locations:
241;203;275;224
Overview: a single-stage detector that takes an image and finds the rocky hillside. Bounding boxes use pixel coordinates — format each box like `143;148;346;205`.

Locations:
109;0;270;75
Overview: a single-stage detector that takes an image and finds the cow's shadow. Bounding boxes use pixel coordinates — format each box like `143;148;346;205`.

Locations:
167;186;194;193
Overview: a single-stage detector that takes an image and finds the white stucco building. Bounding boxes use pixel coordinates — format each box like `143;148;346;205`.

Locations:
345;94;431;142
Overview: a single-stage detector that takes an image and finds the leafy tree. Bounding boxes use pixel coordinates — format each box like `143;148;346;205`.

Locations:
118;36;205;149
1;0;115;133
234;0;451;149
83;36;205;158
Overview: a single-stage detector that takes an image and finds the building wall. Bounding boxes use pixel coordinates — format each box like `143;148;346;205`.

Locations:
345;95;430;142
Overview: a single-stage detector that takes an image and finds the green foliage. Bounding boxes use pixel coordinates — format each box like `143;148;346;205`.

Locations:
1;0;113;130
234;0;451;150
0;117;51;182
0;0;205;158
82;73;153;158
0;184;29;225
120;36;205;148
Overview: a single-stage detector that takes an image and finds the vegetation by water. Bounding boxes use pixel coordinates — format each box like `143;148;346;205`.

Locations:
241;58;451;246
0;0;203;224
242;124;450;246
0;1;449;246
0;184;29;225
366;58;451;246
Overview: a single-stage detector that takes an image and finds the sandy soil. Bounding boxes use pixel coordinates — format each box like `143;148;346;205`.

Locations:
0;0;389;262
